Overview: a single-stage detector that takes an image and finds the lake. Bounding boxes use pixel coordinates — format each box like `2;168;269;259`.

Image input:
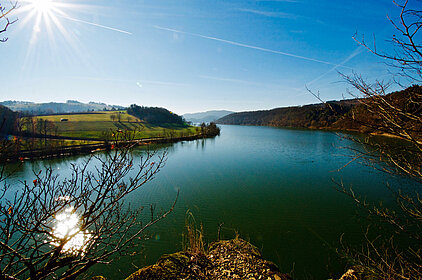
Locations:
5;125;412;279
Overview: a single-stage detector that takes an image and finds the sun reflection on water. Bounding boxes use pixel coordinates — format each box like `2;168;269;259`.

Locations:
51;206;92;255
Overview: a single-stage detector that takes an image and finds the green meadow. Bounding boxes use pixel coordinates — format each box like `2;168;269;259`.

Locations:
33;111;198;140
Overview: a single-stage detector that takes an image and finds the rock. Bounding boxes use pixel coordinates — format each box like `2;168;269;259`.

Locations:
125;251;209;280
339;269;359;280
126;238;291;280
91;277;107;280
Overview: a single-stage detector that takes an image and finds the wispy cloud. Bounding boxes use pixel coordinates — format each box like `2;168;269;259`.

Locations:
67;76;187;87
138;80;188;87
153;25;353;69
290;30;305;34
237;8;295;19
59;15;132;35
198;75;268;87
67;76;132;82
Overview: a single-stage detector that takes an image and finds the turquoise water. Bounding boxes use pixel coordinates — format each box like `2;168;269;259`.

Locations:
5;125;411;279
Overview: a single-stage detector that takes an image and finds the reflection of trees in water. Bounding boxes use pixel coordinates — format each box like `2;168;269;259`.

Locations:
195;137;217;151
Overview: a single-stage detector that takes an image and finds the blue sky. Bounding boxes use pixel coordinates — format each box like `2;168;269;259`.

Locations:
0;0;406;114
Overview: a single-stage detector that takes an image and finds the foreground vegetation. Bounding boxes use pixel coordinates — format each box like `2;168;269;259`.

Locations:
0;139;173;280
324;2;422;279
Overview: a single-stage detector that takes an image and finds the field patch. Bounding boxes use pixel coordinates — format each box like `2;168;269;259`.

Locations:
27;111;197;140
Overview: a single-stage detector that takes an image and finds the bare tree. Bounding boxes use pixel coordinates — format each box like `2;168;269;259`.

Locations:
331;1;422;279
0;1;17;42
352;0;422;84
0;137;177;279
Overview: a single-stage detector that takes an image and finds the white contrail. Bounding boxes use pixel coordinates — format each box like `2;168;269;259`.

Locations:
153;25;353;69
306;46;362;86
59;15;132;35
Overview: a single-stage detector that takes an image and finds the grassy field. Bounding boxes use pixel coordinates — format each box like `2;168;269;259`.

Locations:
31;111;198;140
18;139;102;150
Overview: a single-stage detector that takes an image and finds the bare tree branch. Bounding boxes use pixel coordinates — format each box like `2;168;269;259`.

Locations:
309;1;422;279
0;136;175;279
0;1;18;42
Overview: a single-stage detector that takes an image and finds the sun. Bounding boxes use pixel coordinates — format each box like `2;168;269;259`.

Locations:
19;0;73;39
31;0;55;14
18;0;63;44
15;0;120;62
23;0;58;16
13;0;87;56
20;0;61;26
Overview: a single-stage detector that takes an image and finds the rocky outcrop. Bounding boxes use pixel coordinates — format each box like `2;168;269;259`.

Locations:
126;239;291;280
338;269;359;280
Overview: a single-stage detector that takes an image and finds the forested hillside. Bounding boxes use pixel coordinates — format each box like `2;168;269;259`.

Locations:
0;105;17;136
217;85;422;137
127;105;186;126
217;100;357;128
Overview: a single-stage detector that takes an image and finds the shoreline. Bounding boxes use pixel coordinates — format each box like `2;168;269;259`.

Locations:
4;133;217;162
218;123;412;141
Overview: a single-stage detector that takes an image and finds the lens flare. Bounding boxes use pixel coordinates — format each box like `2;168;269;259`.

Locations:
31;0;55;13
14;0;130;68
16;0;83;53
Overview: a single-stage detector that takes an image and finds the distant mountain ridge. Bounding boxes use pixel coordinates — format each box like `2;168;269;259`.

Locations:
183;110;234;124
0;100;125;115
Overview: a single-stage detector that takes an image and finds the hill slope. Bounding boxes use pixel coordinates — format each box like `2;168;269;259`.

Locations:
217;100;358;129
127;105;186;126
24;111;195;140
217;85;422;136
